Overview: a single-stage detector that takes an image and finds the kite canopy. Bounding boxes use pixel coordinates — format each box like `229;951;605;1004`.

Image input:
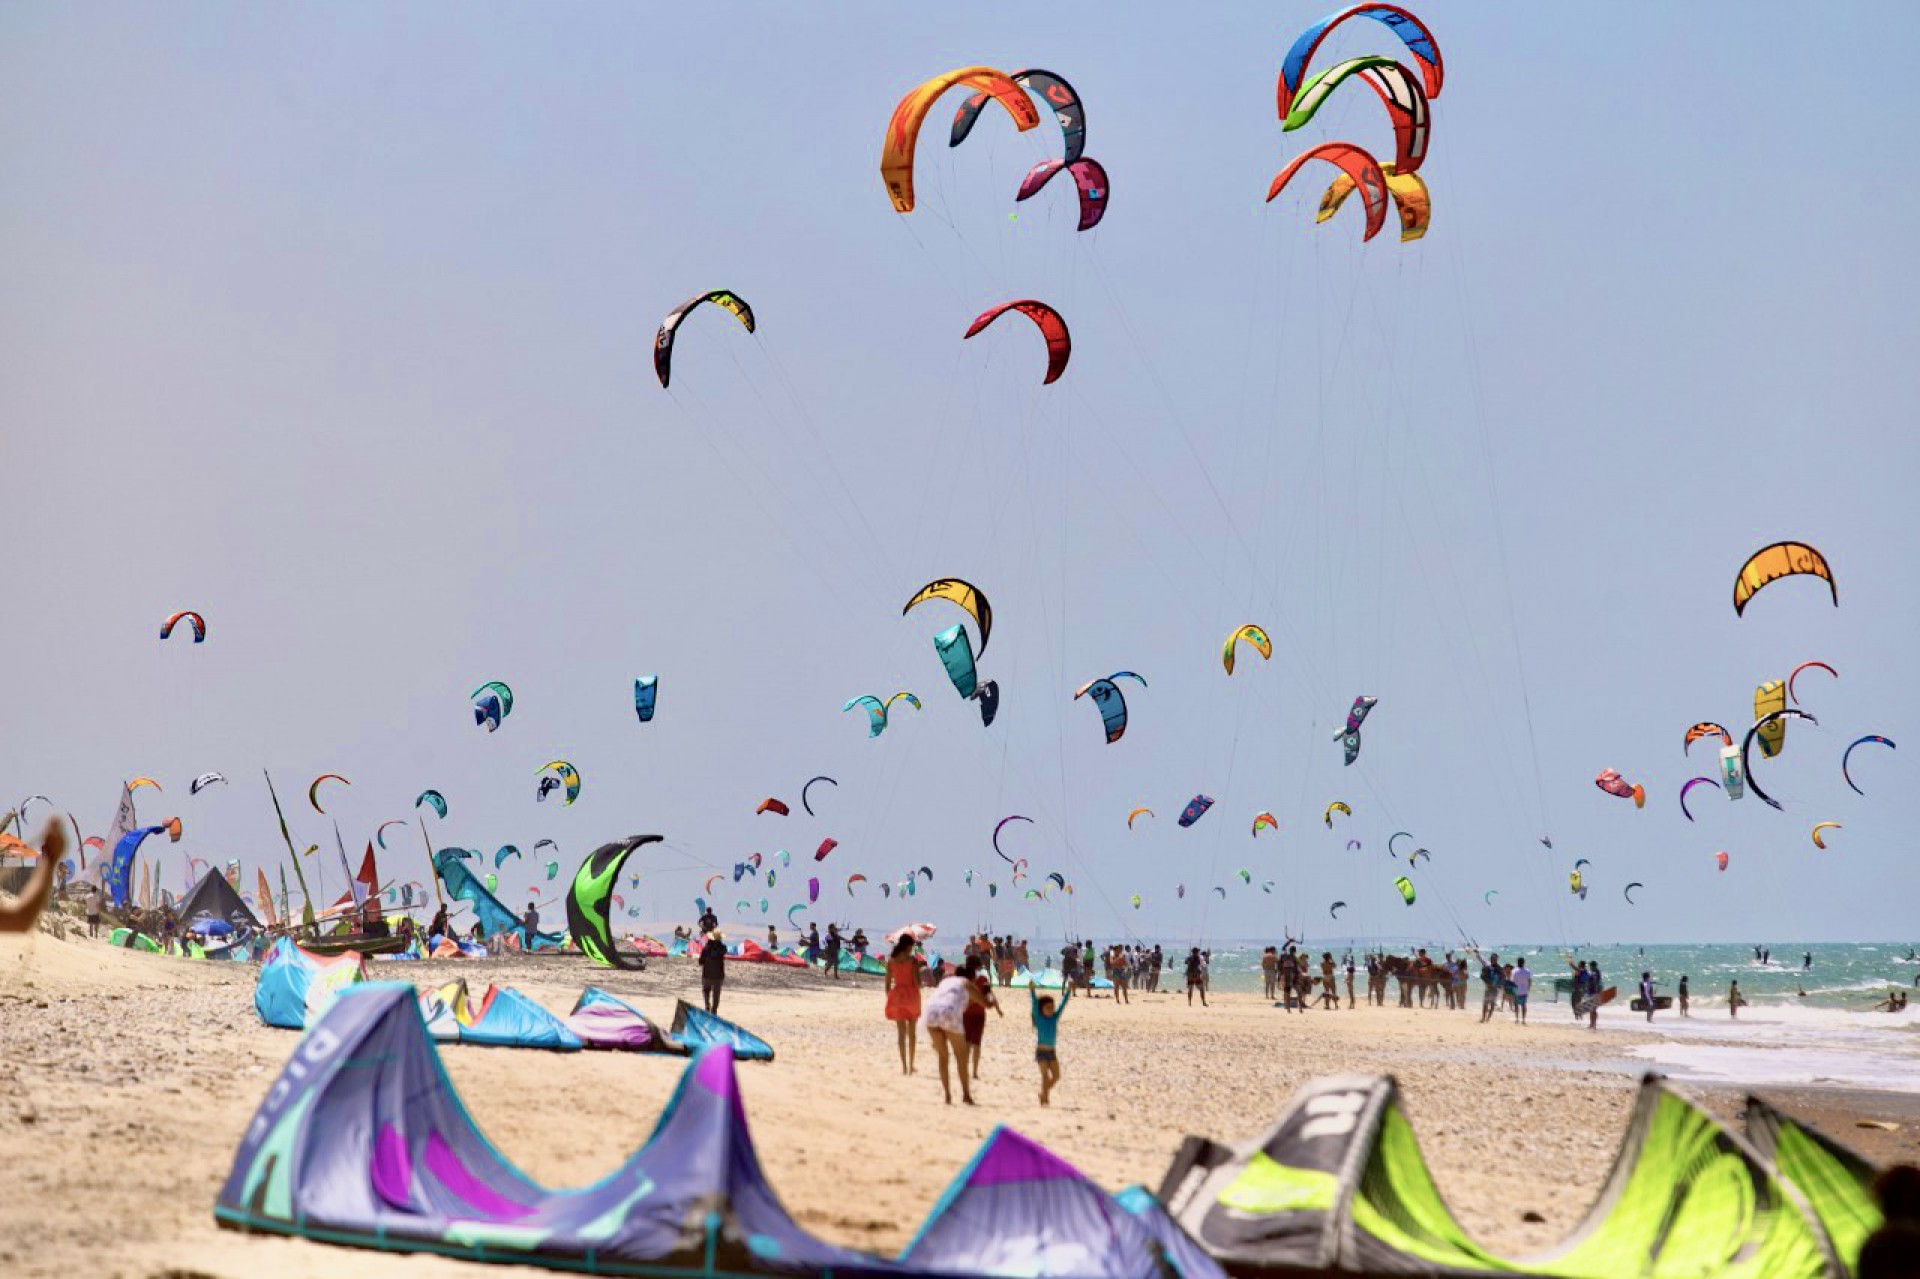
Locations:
903;578;993;655
902;1125;1204;1277
438;851;564;950
566;834;663;970
1284;56;1431;175
1278;3;1446;119
567;987;688;1054
653;290;754;388
949;68;1086;164
1074;671;1147;744
415;789;447;818
1178;795;1215;828
159;609;207;642
219;986;855;1271
253;938;368;1029
1222;623;1273;675
534;760;581;806
1015;156;1110;232
1161;1072;1835;1278
1319;163;1430;242
633;676;659;722
1269;143;1388;242
670;999;774;1061
1393;875;1415;904
882;66;1040;213
964;299;1071;385
1733;541;1836;616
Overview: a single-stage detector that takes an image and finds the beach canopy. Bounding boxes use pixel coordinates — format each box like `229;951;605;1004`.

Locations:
176;867;263;935
566;987;688;1054
903;1125;1217;1277
669;998;774;1061
217;982;891;1273
1744;1094;1883;1274
253;937;367;1029
1159;1072;1842;1278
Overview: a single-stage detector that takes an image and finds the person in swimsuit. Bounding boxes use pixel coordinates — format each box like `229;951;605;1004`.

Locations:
962;960;1001;1083
1184;947;1208;1006
1031;983;1071;1106
884;933;922;1074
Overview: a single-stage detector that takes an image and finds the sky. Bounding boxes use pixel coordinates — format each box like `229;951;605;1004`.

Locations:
3;3;1915;946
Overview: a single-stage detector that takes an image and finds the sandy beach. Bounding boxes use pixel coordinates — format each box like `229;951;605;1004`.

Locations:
4;921;1914;1279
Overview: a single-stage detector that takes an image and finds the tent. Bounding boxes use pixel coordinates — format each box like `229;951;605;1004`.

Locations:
1745;1094;1883;1274
1158;1072;1841;1278
254;937;368;1029
670;999;774;1062
176;867;264;935
567;987;688;1054
216;983;897;1274
902;1125;1205;1277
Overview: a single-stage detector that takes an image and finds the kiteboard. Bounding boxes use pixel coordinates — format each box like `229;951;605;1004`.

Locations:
1573;986;1617;1017
1628;996;1673;1012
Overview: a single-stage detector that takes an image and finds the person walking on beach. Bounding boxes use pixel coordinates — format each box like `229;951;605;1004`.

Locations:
1110;945;1132;1004
1031;982;1070;1106
1320;952;1339;1009
1479;952;1502;1023
1639;972;1657;1023
885;933;922;1075
823;923;843;979
1678;975;1690;1017
1148;945;1163;993
963;961;1001;1082
1510;957;1532;1024
522;900;541;948
1728;979;1744;1018
1345;956;1357;1008
804;923;820;964
1184;947;1208;1006
1261;946;1278;1001
699;930;727;1014
84;883;102;938
921;963;975;1106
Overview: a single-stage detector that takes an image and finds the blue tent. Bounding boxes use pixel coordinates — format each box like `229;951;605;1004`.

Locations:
670;999;774;1061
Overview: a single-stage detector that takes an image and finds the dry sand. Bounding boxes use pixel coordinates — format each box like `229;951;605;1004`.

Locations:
2;923;1912;1279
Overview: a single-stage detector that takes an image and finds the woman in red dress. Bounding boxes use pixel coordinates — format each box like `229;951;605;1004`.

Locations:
884;933;922;1074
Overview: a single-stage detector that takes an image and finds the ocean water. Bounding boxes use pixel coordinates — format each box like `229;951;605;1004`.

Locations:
1064;939;1920;1092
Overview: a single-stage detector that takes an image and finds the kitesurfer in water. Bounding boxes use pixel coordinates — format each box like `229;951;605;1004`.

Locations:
1729;979;1745;1018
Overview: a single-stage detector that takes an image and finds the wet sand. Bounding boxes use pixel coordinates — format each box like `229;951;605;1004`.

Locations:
2;923;1910;1279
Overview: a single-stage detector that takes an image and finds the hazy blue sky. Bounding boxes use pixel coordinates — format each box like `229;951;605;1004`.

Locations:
4;3;1914;946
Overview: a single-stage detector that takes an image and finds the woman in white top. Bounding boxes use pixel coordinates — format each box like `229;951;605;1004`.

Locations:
922;966;976;1106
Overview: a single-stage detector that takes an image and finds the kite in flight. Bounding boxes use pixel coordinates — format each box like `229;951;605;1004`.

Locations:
964;300;1071;385
159;610;206;643
1074;671;1147;744
1221;624;1272;676
654;291;754;389
882;66;1039;213
1336;695;1379;765
1732;541;1835;616
1278;4;1445;120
